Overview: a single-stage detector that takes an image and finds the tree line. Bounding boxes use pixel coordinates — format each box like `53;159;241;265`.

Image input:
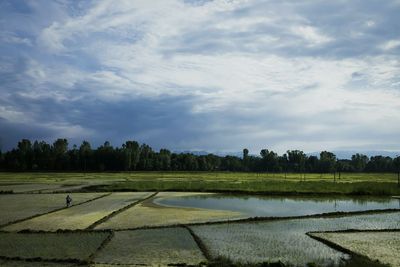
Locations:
0;139;399;173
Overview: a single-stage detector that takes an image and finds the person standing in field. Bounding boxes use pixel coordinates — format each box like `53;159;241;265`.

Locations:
66;195;72;207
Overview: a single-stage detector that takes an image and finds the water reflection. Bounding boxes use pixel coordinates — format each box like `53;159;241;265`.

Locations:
156;194;399;217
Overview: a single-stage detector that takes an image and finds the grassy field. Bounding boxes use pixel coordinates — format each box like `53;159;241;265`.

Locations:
3;193;152;231
0;183;64;193
0;172;398;266
0;171;398;182
0;172;399;195
0;231;110;262
310;231;400;267
93;228;206;265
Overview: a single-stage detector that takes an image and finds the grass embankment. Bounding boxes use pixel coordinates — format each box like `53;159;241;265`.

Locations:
88;180;400;195
0;172;399;195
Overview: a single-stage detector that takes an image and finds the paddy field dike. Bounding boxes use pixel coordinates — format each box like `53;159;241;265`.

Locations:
0;172;399;267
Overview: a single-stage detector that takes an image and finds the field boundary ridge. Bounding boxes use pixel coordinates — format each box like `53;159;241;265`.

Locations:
86;192;159;230
0;192;111;229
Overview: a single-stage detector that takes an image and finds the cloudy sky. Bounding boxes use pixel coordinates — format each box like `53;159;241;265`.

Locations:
0;0;399;153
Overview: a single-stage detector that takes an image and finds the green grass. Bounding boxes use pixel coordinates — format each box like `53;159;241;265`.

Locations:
88;180;400;196
0;184;64;193
0;171;398;182
0;172;399;195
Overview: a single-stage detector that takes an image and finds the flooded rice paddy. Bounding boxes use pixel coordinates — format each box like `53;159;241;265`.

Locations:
156;193;400;217
1;190;399;266
192;212;400;266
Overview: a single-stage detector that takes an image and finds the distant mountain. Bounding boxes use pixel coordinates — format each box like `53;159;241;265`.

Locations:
307;150;400;160
174;150;400;159
175;149;400;160
173;150;210;156
173;150;245;157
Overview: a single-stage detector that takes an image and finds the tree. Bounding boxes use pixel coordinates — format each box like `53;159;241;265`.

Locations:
123;141;140;171
138;144;154;170
287;150;306;172
336;159;353;179
351;153;368;172
79;141;92;172
306;156;319;173
242;148;249;171
52;139;69;170
393;156;400;187
260;149;279;172
159;149;171;170
96;141;117;171
319;151;336;173
243;148;249;159
68;144;80;170
205;154;221;171
17;139;33;170
366;156;392;172
279;153;289;178
2;138;400;174
221;155;241;171
32;141;51;170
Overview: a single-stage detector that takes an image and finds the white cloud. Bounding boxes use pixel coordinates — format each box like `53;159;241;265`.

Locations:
2;0;400;152
366;20;375;27
1;32;32;46
380;39;400;51
291;25;333;46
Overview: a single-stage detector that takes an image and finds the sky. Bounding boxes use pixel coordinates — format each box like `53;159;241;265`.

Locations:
0;0;400;154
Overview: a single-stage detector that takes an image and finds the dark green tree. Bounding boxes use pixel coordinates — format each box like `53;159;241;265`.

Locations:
351;153;369;172
319;151;336;173
366;156;393;172
123;141;140;171
287;150;306;173
17;139;33;170
159;149;171;170
79;141;92;172
260;149;279;172
53;139;69;170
